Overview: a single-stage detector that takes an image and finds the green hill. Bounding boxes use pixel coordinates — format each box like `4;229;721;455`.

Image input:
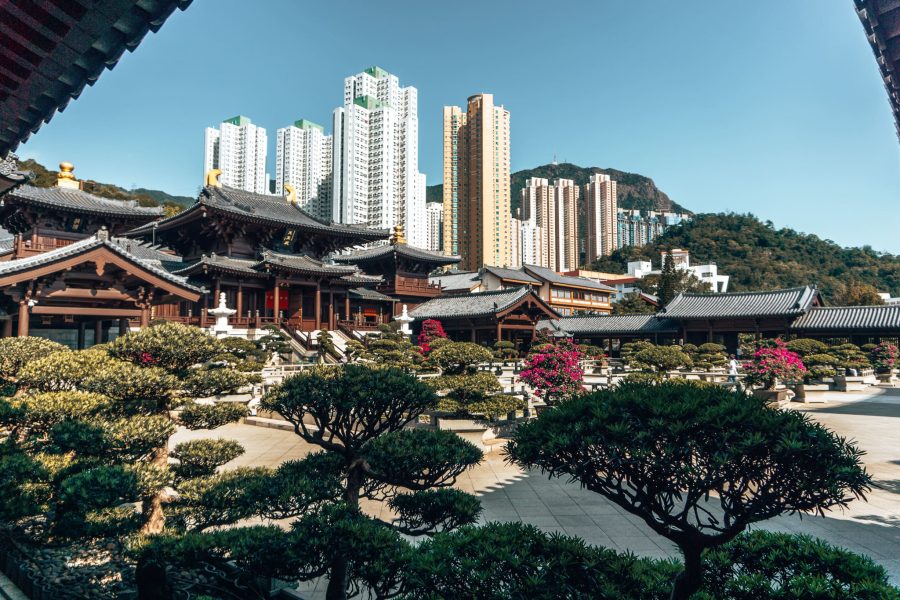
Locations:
17;159;191;210
425;162;690;215
589;213;900;297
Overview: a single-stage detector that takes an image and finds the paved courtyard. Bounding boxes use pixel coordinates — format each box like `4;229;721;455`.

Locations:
172;387;900;593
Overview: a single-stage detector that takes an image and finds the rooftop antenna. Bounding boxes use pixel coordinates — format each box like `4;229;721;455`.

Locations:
551;153;558;166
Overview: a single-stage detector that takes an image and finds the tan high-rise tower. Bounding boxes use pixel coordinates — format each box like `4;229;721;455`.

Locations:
584;173;618;262
443;94;511;269
519;177;579;271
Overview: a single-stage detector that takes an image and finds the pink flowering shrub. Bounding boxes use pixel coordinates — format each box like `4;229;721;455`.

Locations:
743;339;805;390
870;342;899;373
518;342;584;405
139;351;158;366
417;319;447;355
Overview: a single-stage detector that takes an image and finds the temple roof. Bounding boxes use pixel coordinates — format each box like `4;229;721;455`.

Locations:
0;0;193;155
0;233;201;294
349;287;394;302
410;286;556;320
791;305;900;332
129;185;386;243
260;250;358;276
659;286;819;320
537;314;679;337
4;184;164;218
430;271;481;293
171;254;260;278
0;155;31;197
523;264;617;292
333;242;461;267
856;0;900;141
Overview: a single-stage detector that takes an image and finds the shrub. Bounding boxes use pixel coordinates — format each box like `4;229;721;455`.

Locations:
742;339;806;389
178;402;248;430
417;319;447;355
15;391;111;433
429;342;493;375
518;342;584;405
18;348;117;392
182;368;253;398
108;322;223;372
786;338;829;357
493;340;517;360
82;361;177;413
0;337;69;381
870;342;899;373
632;345;693;375
171;439;245;480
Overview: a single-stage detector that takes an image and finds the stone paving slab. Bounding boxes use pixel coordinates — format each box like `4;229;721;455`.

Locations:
171;389;900;596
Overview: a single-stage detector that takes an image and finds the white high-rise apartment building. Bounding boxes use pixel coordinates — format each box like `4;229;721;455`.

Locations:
584;173;617;262
332;66;426;247
203;116;268;194
274;119;333;220
425;202;443;252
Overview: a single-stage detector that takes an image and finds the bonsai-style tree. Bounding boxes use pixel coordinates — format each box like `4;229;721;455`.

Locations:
620;340;654;365
361;324;424;371
742;339;805;390
493;340;518;361
786;338;829;358
870;341;899;374
429;341;524;418
417;319;447;355
518;341;584;405
689;343;727;371
261;365;483;600
803;352;842;382
317;329;336;362
507;381;871;600
831;342;871;373
631;344;693;378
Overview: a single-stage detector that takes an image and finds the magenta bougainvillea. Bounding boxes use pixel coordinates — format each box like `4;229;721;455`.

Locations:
743;339;805;389
870;342;899;373
518;343;584;405
417;319;447;355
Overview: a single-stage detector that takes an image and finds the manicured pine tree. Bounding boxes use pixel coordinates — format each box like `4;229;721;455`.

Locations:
657;249;677;307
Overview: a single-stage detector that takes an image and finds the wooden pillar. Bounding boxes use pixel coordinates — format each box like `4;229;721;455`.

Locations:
496;320;503;343
94;320;104;345
119;318;130;337
314;283;321;328
236;283;243;318
1;318;11;338
273;280;280;320
77;322;86;349
213;278;221;306
470;327;476;343
140;306;150;328
17;301;29;337
328;290;335;330
344;295;350;321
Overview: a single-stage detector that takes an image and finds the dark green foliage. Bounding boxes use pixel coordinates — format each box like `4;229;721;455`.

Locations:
166;467;272;532
107;322;224;371
429;342;493;375
631;345;693;373
178;401;248;430
657;250;677;307
0;450;48;521
82;361;177;413
786;338;829;357
388;489;482;535
507;381;871;599
254;453;344;520
612;292;657;315
493;340;518;360
590;213;900;297
364;429;482;490
181;367;252;398
170;439;245;480
405;521;677;599
700;531;899;599
831;280;886;306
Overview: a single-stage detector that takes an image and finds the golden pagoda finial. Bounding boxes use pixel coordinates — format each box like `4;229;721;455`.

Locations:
57;161;81;189
390;224;407;245
204;168;222;188
284;183;297;204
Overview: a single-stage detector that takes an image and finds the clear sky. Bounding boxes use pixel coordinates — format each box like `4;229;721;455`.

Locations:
18;1;900;252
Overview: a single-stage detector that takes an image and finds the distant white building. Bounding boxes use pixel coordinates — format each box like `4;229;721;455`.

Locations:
627;249;729;293
332;66;426;247
274;119;332;220
204;116;268;194
425;202;443;252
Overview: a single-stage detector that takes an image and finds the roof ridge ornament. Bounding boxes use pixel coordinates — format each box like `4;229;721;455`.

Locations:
284;183;297;204
390;224;406;245
57;161;81;189
204;168;222;188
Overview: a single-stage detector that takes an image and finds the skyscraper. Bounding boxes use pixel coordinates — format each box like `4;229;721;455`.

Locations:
584;173;618;262
274;119;332;220
443;93;511;270
203;116;268;194
518;177;579;271
332;67;426;247
425;202;443;252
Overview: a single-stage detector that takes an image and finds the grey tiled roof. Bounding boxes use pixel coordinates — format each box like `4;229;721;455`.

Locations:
538;314;679;336
110;237;180;263
482;265;540;284
660;286;819;320
524;264;617;292
339;273;384;285
260;251;358;276
333;242;460;265
0;235;201;293
791;305;900;332
9;185;164;217
172;254;260;277
430;271;481;292
131;185;387;242
410;286;538;320
349;287;394;302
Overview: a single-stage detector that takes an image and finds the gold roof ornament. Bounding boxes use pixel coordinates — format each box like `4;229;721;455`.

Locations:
390;224;407;245
56;161;81;189
204;168;222;188
284;183;297;204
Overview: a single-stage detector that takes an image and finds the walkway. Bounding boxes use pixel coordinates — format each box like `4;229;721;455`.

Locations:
171;387;900;595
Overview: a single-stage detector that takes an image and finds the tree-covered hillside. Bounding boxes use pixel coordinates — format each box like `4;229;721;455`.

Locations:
425;162;690;216
590;213;900;298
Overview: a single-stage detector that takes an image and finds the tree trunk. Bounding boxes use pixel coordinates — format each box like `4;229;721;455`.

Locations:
136;557;170;600
325;466;363;600
141;444;169;534
670;544;703;600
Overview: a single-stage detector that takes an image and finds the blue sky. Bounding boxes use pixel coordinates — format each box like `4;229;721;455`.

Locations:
18;1;900;252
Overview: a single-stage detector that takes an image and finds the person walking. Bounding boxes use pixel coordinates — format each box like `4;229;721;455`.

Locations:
728;354;740;385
